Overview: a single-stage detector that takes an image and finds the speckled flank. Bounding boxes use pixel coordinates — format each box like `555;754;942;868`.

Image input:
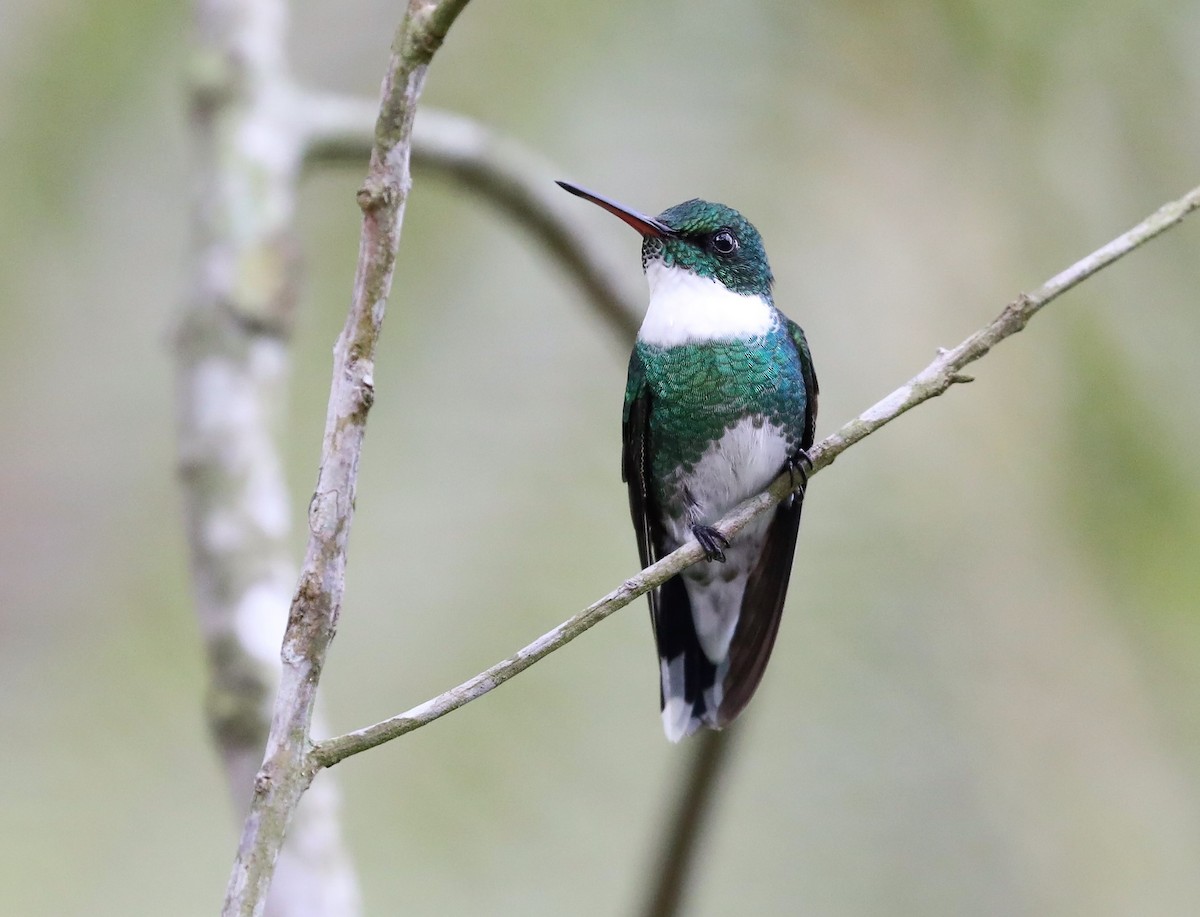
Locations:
630;323;808;512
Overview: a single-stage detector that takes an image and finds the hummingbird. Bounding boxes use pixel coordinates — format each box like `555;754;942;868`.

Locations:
558;180;818;742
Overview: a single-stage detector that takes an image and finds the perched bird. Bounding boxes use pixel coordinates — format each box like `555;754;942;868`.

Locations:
558;181;818;741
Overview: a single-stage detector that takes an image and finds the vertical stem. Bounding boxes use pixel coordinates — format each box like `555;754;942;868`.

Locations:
180;0;358;914
221;2;474;914
640;729;737;917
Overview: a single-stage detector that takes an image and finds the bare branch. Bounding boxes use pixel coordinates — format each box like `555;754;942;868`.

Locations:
219;2;474;915
303;99;640;342
813;184;1200;467
311;181;1200;770
639;729;739;917
180;0;358;913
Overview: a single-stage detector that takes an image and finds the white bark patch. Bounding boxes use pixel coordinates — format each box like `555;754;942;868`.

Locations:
246;461;290;540
639;261;773;346
235;580;290;666
859;384;912;424
206;508;246;554
194;358;255;436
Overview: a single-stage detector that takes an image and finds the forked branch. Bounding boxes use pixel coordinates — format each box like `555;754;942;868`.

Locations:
220;2;473;915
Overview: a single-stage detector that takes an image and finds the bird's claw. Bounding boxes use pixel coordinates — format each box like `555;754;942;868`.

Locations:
786;449;812;497
692;525;730;563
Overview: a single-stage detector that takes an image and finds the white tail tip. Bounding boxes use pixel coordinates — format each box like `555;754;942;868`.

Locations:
661;696;698;743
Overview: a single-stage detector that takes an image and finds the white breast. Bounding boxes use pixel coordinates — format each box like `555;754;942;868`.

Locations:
663;416;792;537
639;260;774;347
662;417;792;663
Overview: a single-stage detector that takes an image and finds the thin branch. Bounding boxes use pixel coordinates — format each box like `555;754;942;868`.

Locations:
298;94;693;910
310;467;783;765
311;181;1200;770
180;0;358;914
296;92;379;164
220;2;473;915
639;728;738;917
302;99;641;341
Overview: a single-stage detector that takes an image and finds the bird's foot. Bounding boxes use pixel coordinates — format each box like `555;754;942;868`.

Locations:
786;449;812;498
692;525;730;563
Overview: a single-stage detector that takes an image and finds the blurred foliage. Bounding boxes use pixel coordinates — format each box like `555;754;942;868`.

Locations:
2;0;1199;915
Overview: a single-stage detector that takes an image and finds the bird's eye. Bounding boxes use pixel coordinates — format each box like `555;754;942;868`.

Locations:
710;229;738;255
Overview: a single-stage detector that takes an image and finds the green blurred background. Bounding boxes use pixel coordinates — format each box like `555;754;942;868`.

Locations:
3;1;1200;914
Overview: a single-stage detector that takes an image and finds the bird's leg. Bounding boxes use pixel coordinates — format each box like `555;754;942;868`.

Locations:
692;525;730;563
785;448;812;500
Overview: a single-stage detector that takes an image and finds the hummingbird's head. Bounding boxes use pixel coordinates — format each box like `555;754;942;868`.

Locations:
644;199;772;301
556;181;774;302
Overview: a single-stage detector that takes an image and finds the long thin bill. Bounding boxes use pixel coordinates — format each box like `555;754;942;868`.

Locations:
556;180;676;238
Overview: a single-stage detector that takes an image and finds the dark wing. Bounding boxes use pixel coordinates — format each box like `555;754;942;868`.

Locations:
716;319;819;726
622;349;657;575
787;318;819;453
717;498;802;724
624;351;717;721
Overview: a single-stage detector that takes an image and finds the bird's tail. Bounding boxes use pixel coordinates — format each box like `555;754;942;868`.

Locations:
659;657;725;742
655;576;724;742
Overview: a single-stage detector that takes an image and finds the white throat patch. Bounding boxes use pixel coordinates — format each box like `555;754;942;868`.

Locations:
639;260;774;347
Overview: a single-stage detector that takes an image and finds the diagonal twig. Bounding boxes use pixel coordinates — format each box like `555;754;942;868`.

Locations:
310;181;1200;770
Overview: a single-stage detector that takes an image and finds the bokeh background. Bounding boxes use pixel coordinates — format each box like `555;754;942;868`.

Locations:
4;1;1200;914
